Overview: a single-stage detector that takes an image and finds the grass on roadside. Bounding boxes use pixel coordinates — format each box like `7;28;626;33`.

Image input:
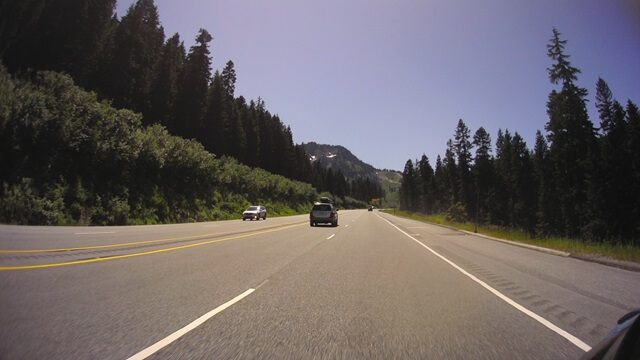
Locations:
382;209;640;263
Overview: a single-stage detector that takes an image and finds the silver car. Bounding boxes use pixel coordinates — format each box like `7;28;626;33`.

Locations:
242;205;266;220
310;203;338;227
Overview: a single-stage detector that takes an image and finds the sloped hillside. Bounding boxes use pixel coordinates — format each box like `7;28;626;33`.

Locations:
302;142;401;208
302;142;377;180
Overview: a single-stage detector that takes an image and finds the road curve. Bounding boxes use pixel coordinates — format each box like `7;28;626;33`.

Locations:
1;210;638;359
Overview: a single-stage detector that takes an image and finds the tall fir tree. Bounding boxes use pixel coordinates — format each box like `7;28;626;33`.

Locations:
417;154;434;214
545;28;597;238
626;100;640;243
150;33;185;128
472;127;493;223
174;28;213;140
533;130;559;235
400;159;418;212
104;0;165;117
454;119;473;218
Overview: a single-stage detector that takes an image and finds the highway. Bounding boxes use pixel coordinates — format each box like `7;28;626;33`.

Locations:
1;210;638;359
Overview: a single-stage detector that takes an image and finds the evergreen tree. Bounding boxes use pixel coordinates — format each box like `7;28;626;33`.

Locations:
0;0;116;87
417;154;434;214
174;28;213;140
443;139;458;206
400;159;418;212
511;133;536;233
104;0;165;117
432;155;447;212
626;101;640;243
243;99;261;167
150;33;185;128
221;60;237;98
202;71;226;154
454;119;473;218
545;28;597;237
533;130;559;235
589;79;634;240
491;129;510;225
472;127;493;223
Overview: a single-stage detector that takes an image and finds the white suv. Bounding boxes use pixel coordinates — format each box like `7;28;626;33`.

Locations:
242;206;267;220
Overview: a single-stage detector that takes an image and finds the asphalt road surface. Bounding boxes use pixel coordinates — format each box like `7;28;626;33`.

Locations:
1;210;638;359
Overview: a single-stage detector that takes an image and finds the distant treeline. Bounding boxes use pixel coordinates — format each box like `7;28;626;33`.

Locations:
0;0;383;224
399;29;640;245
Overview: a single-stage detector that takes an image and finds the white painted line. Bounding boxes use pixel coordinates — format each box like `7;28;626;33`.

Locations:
376;214;592;353
74;231;115;235
127;288;255;360
327;234;335;240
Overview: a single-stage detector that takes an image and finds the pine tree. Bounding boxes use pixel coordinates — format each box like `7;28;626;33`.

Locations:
545;28;597;238
221;60;237;99
626;101;640;243
492;129;511;225
454;119;473;218
174;28;213;140
442;139;458;211
150;33;185;128
472;127;493;223
0;0;116;87
202;71;226;154
105;0;165;117
400;159;418;212
432;155;447;212
587;79;631;239
417;154;434;214
243;99;261;167
533;130;559;235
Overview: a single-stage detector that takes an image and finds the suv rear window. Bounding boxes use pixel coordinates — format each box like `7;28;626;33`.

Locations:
312;204;332;211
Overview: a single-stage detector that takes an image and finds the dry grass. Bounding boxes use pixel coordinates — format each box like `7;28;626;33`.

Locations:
383;210;640;263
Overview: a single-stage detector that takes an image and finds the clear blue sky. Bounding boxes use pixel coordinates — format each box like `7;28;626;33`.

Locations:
117;0;640;171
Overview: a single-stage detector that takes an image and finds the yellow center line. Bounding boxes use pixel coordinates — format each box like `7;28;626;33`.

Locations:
0;223;306;271
0;221;307;253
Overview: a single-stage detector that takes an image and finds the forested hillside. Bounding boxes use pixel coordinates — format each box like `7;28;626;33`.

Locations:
0;67;318;224
0;0;383;224
399;29;640;246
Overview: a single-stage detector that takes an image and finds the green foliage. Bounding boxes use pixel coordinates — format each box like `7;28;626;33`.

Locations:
0;178;66;225
445;202;468;223
0;68;321;225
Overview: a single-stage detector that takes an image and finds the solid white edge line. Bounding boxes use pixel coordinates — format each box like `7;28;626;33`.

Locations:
376;214;592;352
327;234;335;240
127;288;255;360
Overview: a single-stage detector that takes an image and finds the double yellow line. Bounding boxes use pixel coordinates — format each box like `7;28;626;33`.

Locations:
0;222;305;271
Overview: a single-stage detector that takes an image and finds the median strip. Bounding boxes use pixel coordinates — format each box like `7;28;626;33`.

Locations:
0;223;305;271
0;221;307;254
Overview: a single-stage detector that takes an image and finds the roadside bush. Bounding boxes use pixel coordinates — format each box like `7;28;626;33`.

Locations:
0;179;66;225
445;202;468;223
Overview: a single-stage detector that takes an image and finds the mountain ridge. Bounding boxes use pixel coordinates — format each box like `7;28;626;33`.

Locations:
301;142;401;208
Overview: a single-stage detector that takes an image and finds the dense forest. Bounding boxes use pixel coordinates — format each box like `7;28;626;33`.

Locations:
399;28;640;246
0;0;383;224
